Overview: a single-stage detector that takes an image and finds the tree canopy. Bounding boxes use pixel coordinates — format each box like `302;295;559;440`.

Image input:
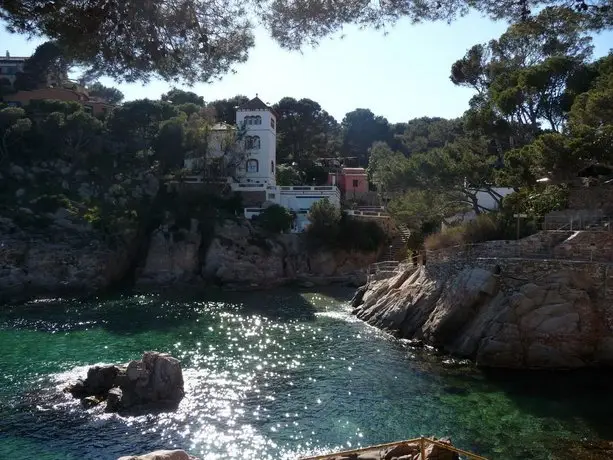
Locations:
2;1;611;84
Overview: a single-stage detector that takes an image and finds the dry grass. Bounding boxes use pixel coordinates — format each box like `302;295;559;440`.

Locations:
424;214;501;251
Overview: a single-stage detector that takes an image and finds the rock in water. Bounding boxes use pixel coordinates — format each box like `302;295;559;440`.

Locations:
105;387;123;413
117;450;199;460
67;352;184;413
119;352;185;410
67;365;120;398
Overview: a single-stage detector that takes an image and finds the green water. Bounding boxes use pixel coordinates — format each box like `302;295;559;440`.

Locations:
0;288;612;460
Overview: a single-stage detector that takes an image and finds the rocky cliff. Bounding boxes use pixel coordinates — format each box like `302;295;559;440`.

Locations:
137;217;378;288
0;215;139;304
352;264;613;369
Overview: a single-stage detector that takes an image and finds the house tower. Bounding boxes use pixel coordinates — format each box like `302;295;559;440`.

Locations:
235;96;277;186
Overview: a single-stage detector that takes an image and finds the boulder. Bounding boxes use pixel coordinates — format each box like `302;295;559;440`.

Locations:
106;387;123;412
67;352;184;413
118;450;198;460
67;365;120;398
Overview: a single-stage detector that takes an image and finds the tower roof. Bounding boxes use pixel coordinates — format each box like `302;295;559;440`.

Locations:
238;96;270;111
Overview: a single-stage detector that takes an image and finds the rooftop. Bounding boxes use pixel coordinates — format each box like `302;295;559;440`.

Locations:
237;96;270;111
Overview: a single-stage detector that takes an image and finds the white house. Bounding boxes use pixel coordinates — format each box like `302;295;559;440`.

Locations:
183;96;340;231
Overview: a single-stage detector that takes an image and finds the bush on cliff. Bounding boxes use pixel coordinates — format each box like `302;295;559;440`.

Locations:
306;199;387;252
424;212;540;251
258;205;293;233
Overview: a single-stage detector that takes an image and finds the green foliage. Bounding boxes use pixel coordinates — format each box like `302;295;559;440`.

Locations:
13;41;68;91
257;205;293;233
273;97;340;164
306;199;386;251
341;108;392;166
87;82;124;104
208;96;250;124
306;198;341;239
2;1;611;84
162;89;205;106
503;184;569;217
276;164;303;185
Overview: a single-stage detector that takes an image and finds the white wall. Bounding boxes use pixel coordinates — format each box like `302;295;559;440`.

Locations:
276;186;341;212
474;187;515;211
236;109;277;187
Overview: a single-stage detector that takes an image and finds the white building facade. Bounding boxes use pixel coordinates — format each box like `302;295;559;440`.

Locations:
183;96;340;231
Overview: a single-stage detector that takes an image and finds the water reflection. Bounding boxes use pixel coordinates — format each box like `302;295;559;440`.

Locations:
0;290;612;459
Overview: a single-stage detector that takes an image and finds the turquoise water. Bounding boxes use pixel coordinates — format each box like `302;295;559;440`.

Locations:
0;288;612;460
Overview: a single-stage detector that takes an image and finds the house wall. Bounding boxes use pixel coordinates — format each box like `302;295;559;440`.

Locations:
236;108;277;187
276;186;340;210
4;88;112;116
0;56;25;85
474;187;515;211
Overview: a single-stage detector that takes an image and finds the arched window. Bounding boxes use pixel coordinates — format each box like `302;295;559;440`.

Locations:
271;161;274;173
255;116;262;125
247;159;259;173
245;135;260;149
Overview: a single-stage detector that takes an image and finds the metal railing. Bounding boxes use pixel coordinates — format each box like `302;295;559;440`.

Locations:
298;436;487;460
367;260;413;283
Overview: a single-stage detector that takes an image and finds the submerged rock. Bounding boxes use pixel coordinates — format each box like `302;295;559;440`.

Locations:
66;352;184;413
352;265;613;369
117;450;199;460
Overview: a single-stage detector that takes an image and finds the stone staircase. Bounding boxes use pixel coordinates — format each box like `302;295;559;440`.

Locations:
378;223;411;262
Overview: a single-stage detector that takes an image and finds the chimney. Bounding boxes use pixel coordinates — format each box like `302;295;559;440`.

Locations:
5;51;9;58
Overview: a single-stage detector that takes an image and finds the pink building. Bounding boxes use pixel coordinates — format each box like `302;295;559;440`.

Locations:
328;167;369;200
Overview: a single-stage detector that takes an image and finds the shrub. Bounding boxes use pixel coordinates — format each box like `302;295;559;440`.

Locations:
337;213;387;251
306;198;341;241
424;214;502;251
306;200;387;252
258;205;293;233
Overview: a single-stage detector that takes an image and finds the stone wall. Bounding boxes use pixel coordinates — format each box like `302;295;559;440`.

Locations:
426;231;613;264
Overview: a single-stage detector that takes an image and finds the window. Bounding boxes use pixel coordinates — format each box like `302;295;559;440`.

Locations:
270;118;275;129
268;193;276;200
244;115;262;125
271;161;274;173
245;135;260;150
247;159;259;173
352;179;359;188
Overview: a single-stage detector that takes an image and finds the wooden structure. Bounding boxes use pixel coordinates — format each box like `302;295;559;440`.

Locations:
298;436;488;460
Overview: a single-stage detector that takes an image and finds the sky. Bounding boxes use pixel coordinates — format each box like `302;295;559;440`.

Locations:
2;14;612;124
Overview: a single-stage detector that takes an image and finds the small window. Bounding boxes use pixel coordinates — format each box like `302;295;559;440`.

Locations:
247;159;259;173
271;161;274;173
270;118;275;129
352;179;359;188
255;115;262;125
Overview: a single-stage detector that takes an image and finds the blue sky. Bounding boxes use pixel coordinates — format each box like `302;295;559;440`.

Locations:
2;14;612;123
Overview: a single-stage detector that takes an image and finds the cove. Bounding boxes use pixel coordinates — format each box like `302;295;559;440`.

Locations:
1;288;612;460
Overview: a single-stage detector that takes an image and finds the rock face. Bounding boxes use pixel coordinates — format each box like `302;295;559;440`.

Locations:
137;218;202;286
118;450;199;460
0;216;136;304
139;218;378;288
352;265;613;369
66;352;184;413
